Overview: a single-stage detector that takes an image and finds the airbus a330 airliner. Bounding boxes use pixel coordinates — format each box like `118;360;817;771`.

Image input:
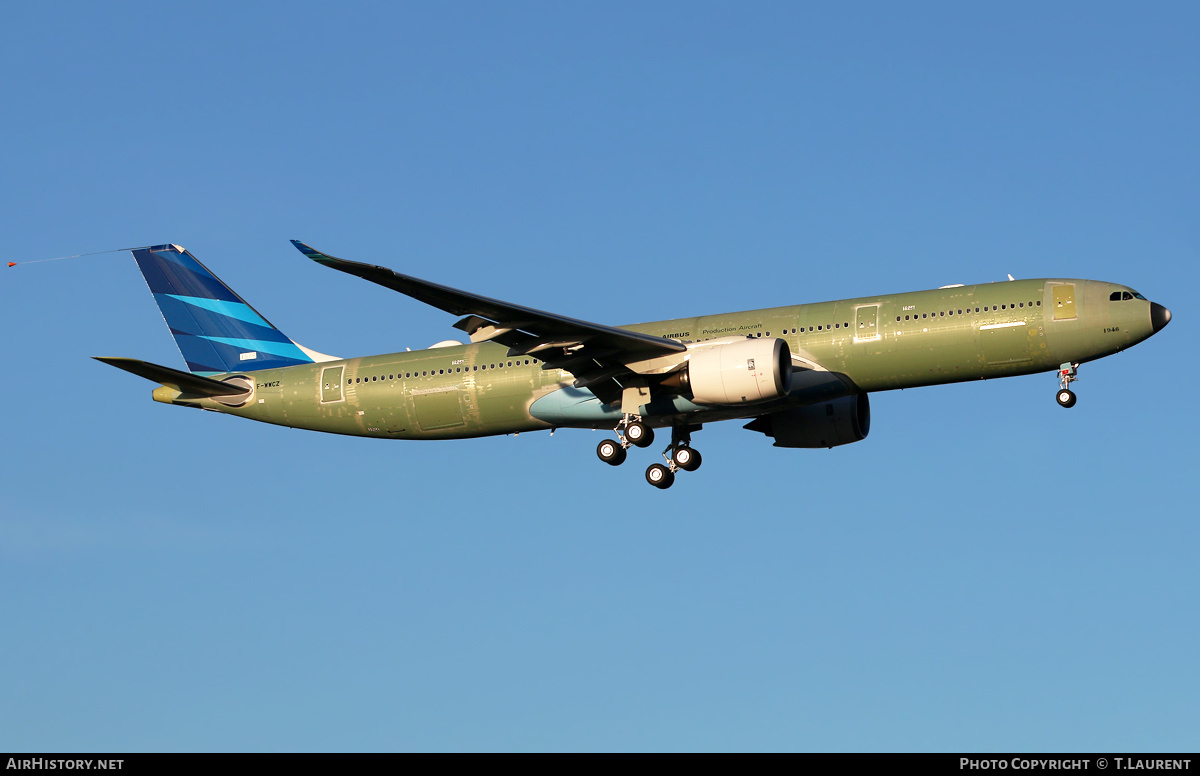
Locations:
96;241;1171;489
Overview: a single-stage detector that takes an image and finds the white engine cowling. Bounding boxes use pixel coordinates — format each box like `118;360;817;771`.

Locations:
746;393;871;448
687;337;792;405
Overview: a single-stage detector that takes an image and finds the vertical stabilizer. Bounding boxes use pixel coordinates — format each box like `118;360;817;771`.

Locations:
131;244;331;375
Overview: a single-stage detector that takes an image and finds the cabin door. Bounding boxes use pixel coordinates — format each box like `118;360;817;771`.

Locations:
854;305;879;342
321;366;344;403
1052;284;1077;320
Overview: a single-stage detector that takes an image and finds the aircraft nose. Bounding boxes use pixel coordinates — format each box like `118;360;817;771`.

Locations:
1151;302;1172;333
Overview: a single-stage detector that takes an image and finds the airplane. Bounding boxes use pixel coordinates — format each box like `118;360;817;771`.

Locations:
95;241;1172;489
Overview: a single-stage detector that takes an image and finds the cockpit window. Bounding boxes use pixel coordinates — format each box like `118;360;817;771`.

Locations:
1110;292;1121;301
1133;292;1147;300
1110;290;1145;301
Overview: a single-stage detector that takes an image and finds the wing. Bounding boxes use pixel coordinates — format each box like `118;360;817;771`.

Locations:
292;241;685;403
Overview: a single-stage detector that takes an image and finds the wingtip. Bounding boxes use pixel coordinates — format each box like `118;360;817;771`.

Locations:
290;239;336;264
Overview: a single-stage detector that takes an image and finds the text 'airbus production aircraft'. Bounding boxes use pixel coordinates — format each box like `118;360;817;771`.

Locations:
96;242;1171;489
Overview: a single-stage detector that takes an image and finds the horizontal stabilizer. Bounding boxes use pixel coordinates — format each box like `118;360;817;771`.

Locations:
94;357;251;398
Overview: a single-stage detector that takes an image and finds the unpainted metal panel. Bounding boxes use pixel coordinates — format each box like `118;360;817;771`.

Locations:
981;324;1032;364
415;389;465;430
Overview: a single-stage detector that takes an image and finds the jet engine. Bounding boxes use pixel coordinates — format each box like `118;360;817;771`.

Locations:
744;393;870;448
667;337;792;405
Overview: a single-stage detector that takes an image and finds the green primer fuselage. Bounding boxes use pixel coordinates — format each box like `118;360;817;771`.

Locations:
165;278;1157;439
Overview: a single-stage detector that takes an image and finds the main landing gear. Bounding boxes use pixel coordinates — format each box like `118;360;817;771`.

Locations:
595;418;703;490
1056;362;1079;408
595;414;655;467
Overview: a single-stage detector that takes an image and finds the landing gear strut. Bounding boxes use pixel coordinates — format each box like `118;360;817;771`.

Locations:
1056;362;1079;408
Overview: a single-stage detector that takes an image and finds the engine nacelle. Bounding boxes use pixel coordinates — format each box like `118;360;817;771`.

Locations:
684;337;792;405
746;393;871;448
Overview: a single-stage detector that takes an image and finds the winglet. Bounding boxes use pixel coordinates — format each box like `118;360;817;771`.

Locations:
291;240;338;266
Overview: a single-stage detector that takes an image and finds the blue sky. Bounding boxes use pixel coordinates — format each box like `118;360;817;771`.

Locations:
1;1;1196;752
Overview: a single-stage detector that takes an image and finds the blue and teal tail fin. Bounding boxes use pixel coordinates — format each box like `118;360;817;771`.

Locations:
131;244;336;375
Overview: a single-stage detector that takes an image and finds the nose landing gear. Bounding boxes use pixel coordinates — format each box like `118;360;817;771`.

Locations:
1056;362;1079;408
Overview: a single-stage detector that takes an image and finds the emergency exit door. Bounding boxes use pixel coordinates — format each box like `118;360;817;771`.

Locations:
321;366;344;403
1052;284;1077;321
